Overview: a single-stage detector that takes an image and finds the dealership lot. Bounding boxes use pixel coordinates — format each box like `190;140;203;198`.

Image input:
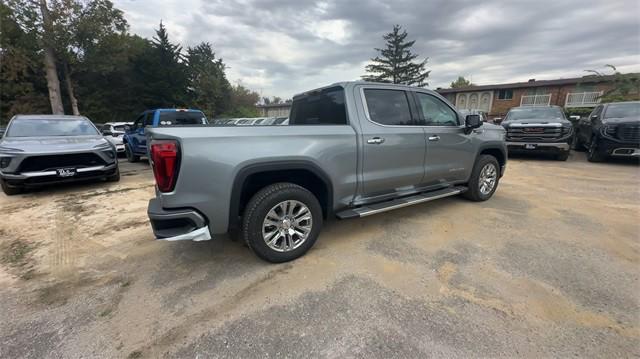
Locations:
0;155;638;358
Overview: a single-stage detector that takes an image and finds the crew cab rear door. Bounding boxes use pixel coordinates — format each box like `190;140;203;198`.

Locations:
413;91;475;185
357;87;426;198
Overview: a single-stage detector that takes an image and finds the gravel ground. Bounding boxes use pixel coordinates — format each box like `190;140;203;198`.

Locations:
0;152;638;358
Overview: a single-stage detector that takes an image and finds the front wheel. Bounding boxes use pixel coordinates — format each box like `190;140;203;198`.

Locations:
463;155;500;202
242;183;323;263
1;178;22;196
556;151;570;161
587;138;606;162
106;167;120;182
125;144;140;163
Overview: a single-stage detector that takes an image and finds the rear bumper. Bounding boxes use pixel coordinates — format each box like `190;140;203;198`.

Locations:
147;197;212;241
0;163;118;187
507;142;570;154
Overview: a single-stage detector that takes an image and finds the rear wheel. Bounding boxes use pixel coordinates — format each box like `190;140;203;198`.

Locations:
125;144;140;163
242;182;323;263
1;178;22;196
463;155;500;202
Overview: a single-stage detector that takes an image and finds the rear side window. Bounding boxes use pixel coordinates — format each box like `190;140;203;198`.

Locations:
364;89;413;126
159;111;208;126
289;87;347;125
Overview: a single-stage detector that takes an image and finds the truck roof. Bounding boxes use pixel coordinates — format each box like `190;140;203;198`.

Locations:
292;81;438;99
13;114;89;121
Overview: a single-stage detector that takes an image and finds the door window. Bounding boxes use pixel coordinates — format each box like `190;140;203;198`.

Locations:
363;89;413;126
143;112;154;127
133;114;144;129
415;93;459;126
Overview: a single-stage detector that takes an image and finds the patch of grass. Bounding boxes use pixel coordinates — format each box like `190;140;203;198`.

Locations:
1;240;32;265
120;280;131;288
99;308;112;317
128;350;143;358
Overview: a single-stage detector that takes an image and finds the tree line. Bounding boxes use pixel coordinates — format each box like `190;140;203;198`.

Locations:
1;0;261;125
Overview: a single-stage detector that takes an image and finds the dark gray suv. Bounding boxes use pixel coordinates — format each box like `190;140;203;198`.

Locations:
0;115;120;195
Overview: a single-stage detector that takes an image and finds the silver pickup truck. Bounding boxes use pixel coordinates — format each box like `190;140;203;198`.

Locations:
146;82;507;262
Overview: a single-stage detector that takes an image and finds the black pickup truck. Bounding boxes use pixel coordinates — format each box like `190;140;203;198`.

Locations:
573;101;640;162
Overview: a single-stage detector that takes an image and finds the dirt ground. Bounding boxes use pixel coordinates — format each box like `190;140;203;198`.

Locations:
0;153;638;358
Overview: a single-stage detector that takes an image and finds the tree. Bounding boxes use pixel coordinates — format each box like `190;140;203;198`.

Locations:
450;76;474;88
362;24;430;86
220;84;260;118
38;0;65;114
584;65;640;102
186;42;231;118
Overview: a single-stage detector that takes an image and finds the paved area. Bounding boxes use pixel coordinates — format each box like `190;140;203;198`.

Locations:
0;153;638;358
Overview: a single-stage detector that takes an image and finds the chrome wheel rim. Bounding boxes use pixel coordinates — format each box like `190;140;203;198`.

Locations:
479;163;497;195
262;200;313;252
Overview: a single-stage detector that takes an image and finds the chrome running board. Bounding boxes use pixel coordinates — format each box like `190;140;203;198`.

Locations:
336;186;467;219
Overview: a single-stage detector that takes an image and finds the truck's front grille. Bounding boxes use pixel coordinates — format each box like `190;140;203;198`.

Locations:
612;124;640;142
506;126;571;142
18;153;106;172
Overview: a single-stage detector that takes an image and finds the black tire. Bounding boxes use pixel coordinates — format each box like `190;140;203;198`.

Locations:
1;178;22;196
463;155;500;202
242;182;323;263
106;167;120;182
587;137;606;162
125;144;140;163
572;135;585;151
556;151;570;161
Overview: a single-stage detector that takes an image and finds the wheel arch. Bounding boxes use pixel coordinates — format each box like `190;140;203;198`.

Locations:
229;161;334;230
476;145;506;177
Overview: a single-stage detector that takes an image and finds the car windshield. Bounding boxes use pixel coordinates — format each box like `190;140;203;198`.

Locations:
505;107;564;121
158;111;208;126
7;118;99;137
113;125;127;132
604;103;640;119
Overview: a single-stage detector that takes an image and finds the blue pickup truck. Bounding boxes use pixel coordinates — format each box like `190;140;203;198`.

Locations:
123;109;208;162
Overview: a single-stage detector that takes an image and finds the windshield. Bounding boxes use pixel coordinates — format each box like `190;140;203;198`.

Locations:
505;107;564;121
158;111;208;126
7;118;99;137
604;102;640;119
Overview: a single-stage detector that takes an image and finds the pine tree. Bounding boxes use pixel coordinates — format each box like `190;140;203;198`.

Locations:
362;25;430;87
186;42;231;118
450;76;474;88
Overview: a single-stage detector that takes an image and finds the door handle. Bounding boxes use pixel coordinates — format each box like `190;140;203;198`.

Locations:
367;137;385;144
427;135;440;141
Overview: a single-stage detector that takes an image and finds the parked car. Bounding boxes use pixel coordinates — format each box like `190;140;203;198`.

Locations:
0;115;119;195
0;127;6;138
145;82;507;263
123;109;207;162
573;101;640;162
100;122;132;155
501;105;573;161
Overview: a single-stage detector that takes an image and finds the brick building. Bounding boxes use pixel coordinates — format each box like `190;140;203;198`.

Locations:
436;74;638;119
256;103;291;118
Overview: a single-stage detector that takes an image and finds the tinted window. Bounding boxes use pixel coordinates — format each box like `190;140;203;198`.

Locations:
505;107;565;121
7;118;99;137
158;111;208;126
604;102;640;119
289;87;347;125
416;93;459;126
364;89;413;126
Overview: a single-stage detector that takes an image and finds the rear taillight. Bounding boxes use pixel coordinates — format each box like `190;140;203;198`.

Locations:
150;140;179;192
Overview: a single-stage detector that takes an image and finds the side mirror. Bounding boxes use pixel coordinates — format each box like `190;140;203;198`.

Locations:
493;117;503;124
465;114;482;133
590;115;599;121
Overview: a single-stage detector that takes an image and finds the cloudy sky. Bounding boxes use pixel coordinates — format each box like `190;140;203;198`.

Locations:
113;0;640;98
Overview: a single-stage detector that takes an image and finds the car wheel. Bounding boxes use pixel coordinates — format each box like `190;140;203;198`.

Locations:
571;135;585;151
125;144;140;163
0;178;22;196
587;138;606;162
463;155;500;202
242;182;323;263
106;167;120;182
556;152;570;161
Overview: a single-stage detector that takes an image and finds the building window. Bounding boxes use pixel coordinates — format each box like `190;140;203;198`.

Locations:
497;89;513;100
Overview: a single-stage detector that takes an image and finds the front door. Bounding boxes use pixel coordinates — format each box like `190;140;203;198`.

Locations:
414;92;475;185
358;87;426;199
133;112;153;154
